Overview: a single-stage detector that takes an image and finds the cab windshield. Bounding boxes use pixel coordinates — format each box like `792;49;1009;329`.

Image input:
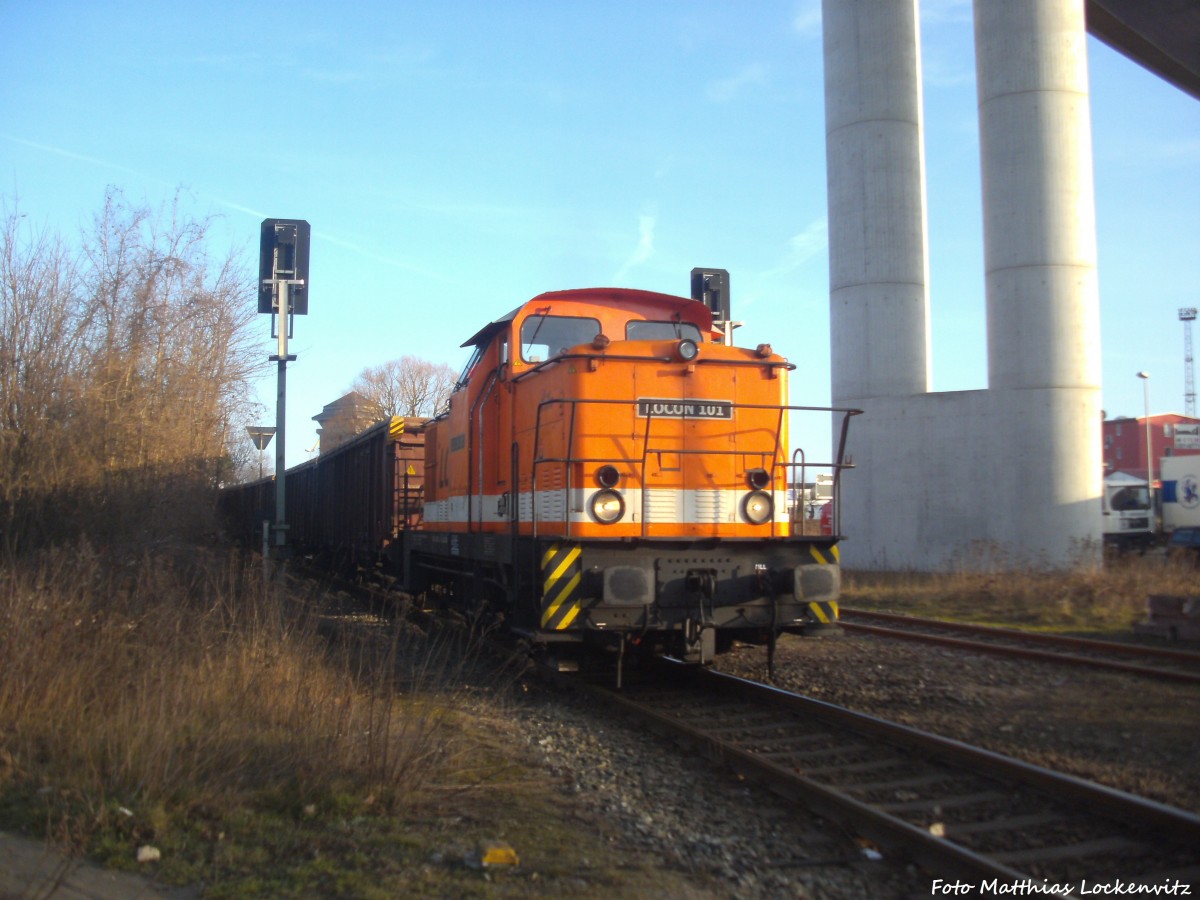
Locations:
1109;486;1151;511
520;314;601;363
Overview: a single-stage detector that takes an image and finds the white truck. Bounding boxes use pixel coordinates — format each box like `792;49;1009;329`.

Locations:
1101;471;1154;550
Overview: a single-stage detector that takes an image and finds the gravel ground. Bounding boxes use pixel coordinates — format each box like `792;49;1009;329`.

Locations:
716;631;1200;813
501;680;929;899
491;628;1200;899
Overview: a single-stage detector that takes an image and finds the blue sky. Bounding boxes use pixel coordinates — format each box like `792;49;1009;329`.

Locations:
3;1;1198;465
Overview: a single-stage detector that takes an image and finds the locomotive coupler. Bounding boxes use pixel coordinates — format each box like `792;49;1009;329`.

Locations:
685;569;717;599
680;616;716;665
685;568;718;661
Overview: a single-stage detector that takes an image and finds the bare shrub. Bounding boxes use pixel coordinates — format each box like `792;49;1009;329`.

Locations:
0;546;481;827
0;191;265;552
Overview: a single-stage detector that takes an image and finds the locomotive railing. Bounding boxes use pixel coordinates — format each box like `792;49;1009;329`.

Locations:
510;350;796;384
529;398;860;540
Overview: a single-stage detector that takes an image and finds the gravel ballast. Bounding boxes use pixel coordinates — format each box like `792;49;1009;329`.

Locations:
494;627;1199;897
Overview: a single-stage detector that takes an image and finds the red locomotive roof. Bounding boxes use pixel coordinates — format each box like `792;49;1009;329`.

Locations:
460;287;711;349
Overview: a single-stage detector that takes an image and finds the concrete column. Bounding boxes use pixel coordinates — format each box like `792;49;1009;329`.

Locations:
975;0;1101;391
973;0;1102;567
824;0;931;403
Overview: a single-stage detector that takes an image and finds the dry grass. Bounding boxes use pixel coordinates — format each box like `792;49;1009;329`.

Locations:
843;550;1200;632
0;542;729;897
0;543;500;862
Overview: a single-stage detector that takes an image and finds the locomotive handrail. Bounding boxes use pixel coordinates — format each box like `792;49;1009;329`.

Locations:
466;367;501;533
530;397;860;538
510;350;797;385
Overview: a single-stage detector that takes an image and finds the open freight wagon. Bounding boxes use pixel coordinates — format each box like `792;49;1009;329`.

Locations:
222;416;426;575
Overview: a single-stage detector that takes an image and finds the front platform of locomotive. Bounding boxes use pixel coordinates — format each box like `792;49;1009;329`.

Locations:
502;275;856;672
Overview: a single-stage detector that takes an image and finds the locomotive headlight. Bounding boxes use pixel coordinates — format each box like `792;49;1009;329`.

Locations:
742;490;773;525
596;464;620;488
676;338;699;362
746;468;771;490
589;489;625;524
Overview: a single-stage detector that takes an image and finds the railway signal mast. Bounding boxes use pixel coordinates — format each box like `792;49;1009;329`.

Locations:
1181;307;1197;418
258;218;311;552
691;268;740;345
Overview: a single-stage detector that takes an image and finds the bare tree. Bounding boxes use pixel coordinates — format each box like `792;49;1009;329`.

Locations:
351;355;455;418
0;189;266;551
0;204;85;545
77;191;262;467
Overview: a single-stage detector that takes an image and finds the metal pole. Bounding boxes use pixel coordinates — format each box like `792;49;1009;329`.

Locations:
274;283;289;549
1138;371;1152;497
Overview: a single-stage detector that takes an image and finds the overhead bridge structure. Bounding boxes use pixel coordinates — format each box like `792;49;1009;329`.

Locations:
823;0;1197;570
1087;0;1200;100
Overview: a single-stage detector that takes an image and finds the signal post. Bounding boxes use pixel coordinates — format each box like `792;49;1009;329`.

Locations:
258;218;311;553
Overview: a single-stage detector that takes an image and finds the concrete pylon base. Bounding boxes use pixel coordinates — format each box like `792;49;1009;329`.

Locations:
836;387;1103;571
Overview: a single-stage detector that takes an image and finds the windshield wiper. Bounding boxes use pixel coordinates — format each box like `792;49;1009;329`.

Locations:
523;307;551;359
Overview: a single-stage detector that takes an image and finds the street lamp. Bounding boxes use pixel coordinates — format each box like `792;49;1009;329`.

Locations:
1137;371;1152;495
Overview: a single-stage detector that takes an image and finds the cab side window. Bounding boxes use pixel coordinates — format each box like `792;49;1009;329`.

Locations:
626;320;703;342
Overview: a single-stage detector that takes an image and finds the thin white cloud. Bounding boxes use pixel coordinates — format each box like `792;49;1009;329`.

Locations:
3;134;166;185
209;198;269;220
612;212;656;283
706;63;767;102
739;220;829;310
4;134;446;280
760;218;829;281
315;230;452;280
792;1;822;37
784;218;828;267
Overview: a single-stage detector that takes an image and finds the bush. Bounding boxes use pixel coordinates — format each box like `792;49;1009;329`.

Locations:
0;544;484;849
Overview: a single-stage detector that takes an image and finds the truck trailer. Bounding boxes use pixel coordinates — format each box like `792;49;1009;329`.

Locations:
1160;456;1200;534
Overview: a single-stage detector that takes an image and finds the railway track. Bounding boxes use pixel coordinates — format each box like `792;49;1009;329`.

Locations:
839;608;1200;684
556;661;1200;895
298;570;1200;892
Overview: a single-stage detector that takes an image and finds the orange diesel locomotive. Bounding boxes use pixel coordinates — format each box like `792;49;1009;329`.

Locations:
404;273;856;670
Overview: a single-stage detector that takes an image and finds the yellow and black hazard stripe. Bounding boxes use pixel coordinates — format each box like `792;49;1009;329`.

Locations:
808;544;839;565
541;542;583;630
807;599;839;624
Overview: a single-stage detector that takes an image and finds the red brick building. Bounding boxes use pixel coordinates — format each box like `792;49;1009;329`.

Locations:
1103;413;1200;483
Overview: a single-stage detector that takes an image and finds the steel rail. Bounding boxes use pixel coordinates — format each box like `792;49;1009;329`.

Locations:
692;667;1200;841
555;661;1200;896
839;608;1200;684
